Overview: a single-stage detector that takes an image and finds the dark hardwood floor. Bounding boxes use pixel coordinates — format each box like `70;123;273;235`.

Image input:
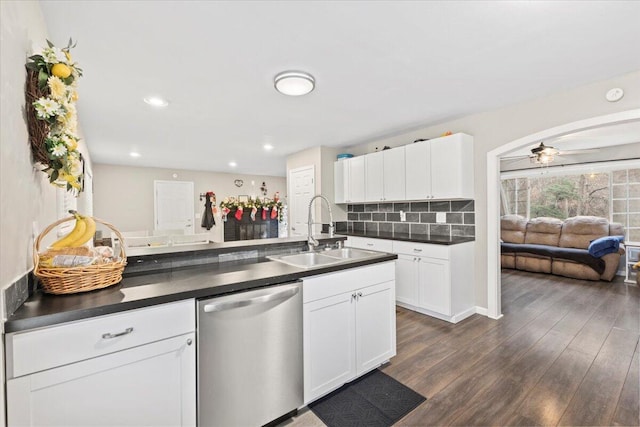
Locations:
288;270;639;426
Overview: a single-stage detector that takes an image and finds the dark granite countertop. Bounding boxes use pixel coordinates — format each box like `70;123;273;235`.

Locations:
341;231;475;245
4;252;396;333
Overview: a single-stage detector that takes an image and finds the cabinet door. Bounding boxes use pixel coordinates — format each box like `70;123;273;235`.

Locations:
355;281;396;375
430;134;474;199
395;254;418;305
349;156;366;203
383;147;406;201
334;160;348;204
304;292;357;403
7;333;196;427
418;257;451;316
405;140;431;200
365;152;384;202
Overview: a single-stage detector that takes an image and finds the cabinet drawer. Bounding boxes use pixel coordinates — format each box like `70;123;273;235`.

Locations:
6;299;195;379
392;241;449;260
303;262;395;303
347;237;393;253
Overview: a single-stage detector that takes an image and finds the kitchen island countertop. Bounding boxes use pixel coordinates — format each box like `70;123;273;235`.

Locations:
5;249;396;333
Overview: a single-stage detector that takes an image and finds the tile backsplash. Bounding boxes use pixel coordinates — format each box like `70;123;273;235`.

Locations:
347;200;475;237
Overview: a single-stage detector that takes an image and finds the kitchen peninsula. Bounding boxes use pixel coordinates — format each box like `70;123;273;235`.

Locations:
4;234;397;426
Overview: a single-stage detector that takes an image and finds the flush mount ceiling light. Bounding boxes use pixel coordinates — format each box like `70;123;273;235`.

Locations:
263;144;274;151
228;161;237;168
529;142;559;164
274;71;315;96
143;96;169;107
129;151;141;158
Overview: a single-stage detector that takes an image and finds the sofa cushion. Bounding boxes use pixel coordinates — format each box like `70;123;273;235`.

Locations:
501;215;527;244
558;216;609;249
524;217;563;246
588;235;624;257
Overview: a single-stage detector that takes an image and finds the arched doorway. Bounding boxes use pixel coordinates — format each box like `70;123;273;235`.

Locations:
486;109;640;319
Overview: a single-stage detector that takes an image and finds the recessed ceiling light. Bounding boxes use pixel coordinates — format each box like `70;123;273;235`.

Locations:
274;71;315;96
228;161;237;167
143;96;169;107
130;151;141;158
263;144;274;151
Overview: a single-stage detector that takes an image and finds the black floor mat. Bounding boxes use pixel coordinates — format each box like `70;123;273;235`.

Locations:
308;369;426;427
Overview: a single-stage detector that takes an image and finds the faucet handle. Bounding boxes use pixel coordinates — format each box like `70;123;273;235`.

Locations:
328;222;335;237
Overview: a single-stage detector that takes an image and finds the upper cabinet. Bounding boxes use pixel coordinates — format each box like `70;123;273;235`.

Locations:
364;148;406;202
335;133;473;204
334;156;365;204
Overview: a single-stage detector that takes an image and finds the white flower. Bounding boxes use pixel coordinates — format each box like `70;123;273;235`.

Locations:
41;47;67;64
69;158;82;175
50;143;67;157
34;97;61;119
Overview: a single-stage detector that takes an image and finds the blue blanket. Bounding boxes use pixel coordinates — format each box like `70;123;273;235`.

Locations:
588;236;624;258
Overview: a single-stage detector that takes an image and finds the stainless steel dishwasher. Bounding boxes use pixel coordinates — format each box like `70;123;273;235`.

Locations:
197;281;303;427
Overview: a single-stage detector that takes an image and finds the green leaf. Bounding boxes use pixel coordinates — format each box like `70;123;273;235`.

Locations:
63;75;74;85
50;169;59;182
25;62;40;71
46;39;54;48
37;68;48;89
28;54;44;61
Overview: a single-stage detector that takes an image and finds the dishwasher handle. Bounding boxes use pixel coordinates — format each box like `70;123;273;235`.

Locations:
203;285;300;313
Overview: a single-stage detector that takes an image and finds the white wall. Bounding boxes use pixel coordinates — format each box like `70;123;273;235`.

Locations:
345;70;640;309
92;163;286;238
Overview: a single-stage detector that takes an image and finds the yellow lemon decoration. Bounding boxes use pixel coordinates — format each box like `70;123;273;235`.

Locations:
51;63;71;79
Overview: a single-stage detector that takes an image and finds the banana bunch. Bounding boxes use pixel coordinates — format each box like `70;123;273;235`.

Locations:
51;211;96;248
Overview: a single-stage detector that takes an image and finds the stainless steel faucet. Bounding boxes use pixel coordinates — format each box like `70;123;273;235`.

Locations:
307;195;334;249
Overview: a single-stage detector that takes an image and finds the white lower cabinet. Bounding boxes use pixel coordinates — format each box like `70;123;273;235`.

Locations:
393;240;474;323
6;300;196;427
303;262;396;404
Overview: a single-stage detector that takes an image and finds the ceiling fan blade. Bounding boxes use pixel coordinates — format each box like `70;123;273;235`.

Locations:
557;148;600;155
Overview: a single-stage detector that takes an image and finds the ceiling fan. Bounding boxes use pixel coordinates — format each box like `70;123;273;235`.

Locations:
501;142;599;165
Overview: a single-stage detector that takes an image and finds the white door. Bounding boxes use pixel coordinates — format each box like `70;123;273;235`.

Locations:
355;281;396;375
395;254;418;306
349;156;366;203
405;140;431;200
7;333;196;427
383;147;406;201
365;152;384;202
289;166;314;236
418;256;451;316
303;292;356;403
154;180;194;234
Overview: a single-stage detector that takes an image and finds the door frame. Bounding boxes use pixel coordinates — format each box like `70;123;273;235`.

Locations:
486;109;640;320
288;165;316;237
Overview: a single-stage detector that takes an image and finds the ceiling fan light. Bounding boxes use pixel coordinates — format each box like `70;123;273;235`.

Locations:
274;71;315;96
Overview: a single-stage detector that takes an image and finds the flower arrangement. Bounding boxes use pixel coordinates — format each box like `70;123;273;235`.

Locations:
220;196;284;222
25;39;83;193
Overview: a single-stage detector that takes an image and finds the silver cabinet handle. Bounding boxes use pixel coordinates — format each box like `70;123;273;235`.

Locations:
366;243;374;247
102;327;133;339
351;293;357;301
413;248;422;252
357;292;363;297
187;338;193;346
203;286;299;313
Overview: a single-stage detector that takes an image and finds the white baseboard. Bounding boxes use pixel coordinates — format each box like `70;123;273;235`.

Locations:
475;306;488;316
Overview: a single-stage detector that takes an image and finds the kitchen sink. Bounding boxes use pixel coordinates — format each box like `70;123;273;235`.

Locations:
268;247;382;268
268;252;343;268
321;248;380;260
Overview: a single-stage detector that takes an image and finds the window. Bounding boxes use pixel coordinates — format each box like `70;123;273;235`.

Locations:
501;165;640;243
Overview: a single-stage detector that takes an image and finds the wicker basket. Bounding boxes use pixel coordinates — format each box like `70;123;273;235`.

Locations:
34;216;127;295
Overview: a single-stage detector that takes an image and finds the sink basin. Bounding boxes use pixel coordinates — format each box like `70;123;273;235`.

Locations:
268;252;342;268
268;247;383;268
322;248;380;260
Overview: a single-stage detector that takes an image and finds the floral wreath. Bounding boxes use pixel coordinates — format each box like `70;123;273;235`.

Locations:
25;39;83;193
220;196;284;221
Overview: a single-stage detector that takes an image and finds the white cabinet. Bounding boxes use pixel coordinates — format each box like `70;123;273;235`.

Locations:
303;262;396;404
6;300;196;427
393;240;475;323
346;236;393;252
365;148;405;202
405;133;474;201
334;157;365;203
405;140;431;200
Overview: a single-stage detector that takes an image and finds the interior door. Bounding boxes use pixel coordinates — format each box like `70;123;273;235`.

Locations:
289;166;315;236
154;181;195;234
